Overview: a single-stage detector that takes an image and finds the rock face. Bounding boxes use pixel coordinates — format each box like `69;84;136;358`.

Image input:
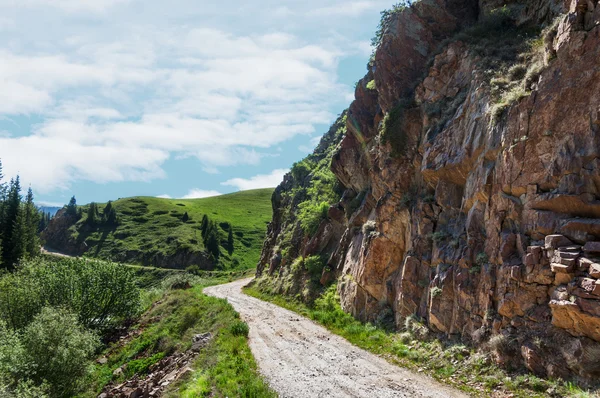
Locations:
258;0;600;382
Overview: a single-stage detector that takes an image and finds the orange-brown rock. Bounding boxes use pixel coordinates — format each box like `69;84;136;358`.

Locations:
258;0;600;382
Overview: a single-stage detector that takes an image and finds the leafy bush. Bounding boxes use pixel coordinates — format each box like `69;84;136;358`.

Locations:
371;2;413;51
430;287;443;298
476;252;489;267
230;321;250;337
0;309;99;398
0;257;140;331
381;99;413;157
362;220;377;235
291;160;312;182
366;79;376;90
297;201;329;236
21;308;99;397
304;255;325;277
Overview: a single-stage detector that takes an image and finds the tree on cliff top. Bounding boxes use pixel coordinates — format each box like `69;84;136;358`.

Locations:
66;196;77;217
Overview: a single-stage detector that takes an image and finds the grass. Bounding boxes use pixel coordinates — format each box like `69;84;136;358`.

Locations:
82;273;275;398
244;282;598;398
67;189;274;270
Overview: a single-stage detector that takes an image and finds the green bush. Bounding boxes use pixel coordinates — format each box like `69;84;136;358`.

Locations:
297;201;329;236
291;160;312;182
430;287;443;298
22;308;99;397
0;258;140;331
230;321;250;337
371;2;412;51
304;255;325;276
381;99;413;157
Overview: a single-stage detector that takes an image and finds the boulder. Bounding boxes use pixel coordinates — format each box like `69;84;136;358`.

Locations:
545;235;574;250
584;241;600;253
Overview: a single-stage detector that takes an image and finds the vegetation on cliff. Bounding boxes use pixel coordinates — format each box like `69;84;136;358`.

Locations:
43;189;273;271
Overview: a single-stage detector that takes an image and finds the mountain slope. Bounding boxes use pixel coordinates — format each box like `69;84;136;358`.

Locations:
42;189;274;270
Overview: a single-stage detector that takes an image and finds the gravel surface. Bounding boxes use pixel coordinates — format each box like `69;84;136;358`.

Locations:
204;278;468;398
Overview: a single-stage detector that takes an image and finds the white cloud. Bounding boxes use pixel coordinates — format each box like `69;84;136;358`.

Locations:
0;0;131;13
37;201;65;207
0;0;377;195
181;189;222;199
310;1;377;17
222;169;288;191
156;194;172;199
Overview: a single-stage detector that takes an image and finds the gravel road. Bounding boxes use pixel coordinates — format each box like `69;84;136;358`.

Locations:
204;278;467;398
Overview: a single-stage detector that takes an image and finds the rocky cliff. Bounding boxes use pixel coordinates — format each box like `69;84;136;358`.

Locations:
257;0;600;382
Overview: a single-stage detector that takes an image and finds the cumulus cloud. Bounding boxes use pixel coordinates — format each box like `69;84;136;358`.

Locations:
0;0;131;13
181;189;223;199
0;0;379;196
222;169;288;191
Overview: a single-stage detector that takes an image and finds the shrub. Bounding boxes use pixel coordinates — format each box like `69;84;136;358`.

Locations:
230;321;250;337
0;258;140;331
476;252;489;267
371;2;413;50
291;160;312;182
404;314;429;340
430;287;443;298
298;201;329;236
21;307;99;397
362;220;377;235
161;273;203;291
381;99;413;157
304;255;324;277
366;80;376;90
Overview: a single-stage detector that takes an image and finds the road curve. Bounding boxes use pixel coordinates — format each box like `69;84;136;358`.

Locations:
204;278;467;398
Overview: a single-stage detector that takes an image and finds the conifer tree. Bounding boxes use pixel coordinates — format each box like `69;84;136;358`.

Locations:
227;227;234;254
200;214;209;237
205;221;220;260
23;188;40;258
66;196;77;217
102;201;118;226
2;177;24;267
86;202;99;225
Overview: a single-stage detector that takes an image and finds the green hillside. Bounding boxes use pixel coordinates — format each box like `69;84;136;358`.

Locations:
46;189;274;270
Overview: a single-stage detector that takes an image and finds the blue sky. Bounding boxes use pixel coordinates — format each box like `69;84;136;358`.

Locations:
0;0;389;206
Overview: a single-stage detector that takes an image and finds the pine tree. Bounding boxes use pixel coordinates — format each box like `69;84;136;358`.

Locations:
66;196;77;217
104;201;118;226
200;214;209;237
227;227;234;255
23;188;40;258
2;177;24;268
86;202;99;225
205;221;220;260
103;201;114;224
38;212;47;232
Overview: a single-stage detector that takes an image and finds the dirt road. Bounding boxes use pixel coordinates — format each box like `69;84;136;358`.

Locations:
204;279;467;398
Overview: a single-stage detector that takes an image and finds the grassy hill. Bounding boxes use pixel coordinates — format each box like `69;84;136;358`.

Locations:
43;189;274;270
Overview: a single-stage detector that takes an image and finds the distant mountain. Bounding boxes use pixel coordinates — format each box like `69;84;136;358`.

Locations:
41;189;274;270
38;206;62;217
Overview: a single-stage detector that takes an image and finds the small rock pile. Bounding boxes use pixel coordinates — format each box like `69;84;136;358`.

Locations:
99;333;212;398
